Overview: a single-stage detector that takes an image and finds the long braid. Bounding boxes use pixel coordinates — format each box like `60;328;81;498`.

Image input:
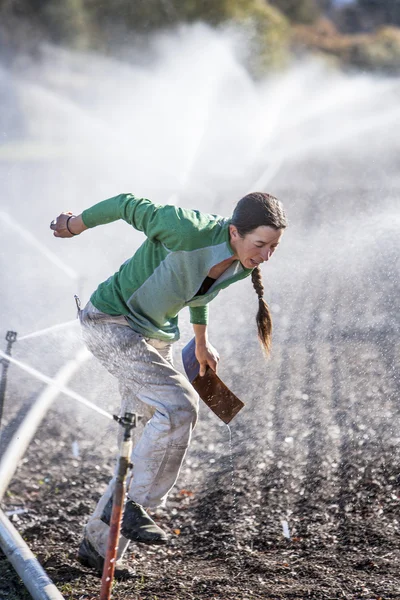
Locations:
251;266;273;355
231;191;287;357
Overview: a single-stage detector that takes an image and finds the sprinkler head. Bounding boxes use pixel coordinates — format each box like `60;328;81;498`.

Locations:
113;412;143;439
5;331;17;343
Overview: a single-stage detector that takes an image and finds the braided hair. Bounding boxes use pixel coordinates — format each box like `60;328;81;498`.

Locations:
231;192;287;355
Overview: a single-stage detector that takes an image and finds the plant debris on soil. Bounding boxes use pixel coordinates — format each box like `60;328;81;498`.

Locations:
2;318;399;599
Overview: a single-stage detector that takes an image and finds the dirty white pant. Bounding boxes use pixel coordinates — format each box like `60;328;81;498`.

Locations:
79;302;198;558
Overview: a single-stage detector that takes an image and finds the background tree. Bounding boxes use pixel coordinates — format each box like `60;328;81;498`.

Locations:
268;0;322;24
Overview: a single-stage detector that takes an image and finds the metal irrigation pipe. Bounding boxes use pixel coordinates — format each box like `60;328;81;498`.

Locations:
100;412;139;600
0;345;114;598
0;509;65;600
0;349;92;600
0;347;92;502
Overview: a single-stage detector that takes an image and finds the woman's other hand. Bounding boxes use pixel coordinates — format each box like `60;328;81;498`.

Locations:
195;340;220;376
50;213;87;237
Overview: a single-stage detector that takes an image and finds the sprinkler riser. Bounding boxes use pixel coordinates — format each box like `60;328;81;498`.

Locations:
100;412;139;600
0;331;18;432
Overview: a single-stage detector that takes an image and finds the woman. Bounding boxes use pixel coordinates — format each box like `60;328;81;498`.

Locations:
50;191;287;577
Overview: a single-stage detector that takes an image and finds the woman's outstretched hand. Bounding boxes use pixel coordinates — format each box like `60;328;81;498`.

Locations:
50;213;87;237
195;340;220;376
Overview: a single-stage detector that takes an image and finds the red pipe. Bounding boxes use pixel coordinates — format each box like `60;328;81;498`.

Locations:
100;413;136;600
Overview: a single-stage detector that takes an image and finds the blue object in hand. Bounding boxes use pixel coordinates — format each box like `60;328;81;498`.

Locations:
181;337;245;424
182;337;200;383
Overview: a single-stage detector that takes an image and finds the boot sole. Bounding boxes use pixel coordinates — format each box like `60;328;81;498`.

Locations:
77;552;136;580
128;536;168;545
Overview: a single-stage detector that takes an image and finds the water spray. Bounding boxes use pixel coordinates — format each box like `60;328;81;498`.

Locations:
16;295;82;342
17;319;78;342
0;348;91;502
0;349;113;421
100;412;141;600
0;331;18;432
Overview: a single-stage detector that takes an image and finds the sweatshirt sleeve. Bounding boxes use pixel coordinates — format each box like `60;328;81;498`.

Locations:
82;194;163;235
189;305;209;325
81;193;220;250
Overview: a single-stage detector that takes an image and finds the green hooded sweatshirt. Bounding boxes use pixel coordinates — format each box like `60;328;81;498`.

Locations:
82;194;252;342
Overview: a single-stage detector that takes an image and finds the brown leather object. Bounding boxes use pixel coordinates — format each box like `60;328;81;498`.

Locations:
191;368;245;424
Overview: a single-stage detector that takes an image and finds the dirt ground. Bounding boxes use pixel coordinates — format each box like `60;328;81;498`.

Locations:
1;151;400;600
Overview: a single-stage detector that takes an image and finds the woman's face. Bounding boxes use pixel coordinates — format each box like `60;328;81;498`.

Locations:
229;225;284;269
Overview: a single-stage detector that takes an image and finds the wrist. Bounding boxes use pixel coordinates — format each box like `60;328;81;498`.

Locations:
195;339;208;350
193;324;208;345
66;215;78;236
66;214;87;236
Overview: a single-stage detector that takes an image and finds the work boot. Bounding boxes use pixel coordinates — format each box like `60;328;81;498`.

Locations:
77;538;135;580
101;498;168;545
